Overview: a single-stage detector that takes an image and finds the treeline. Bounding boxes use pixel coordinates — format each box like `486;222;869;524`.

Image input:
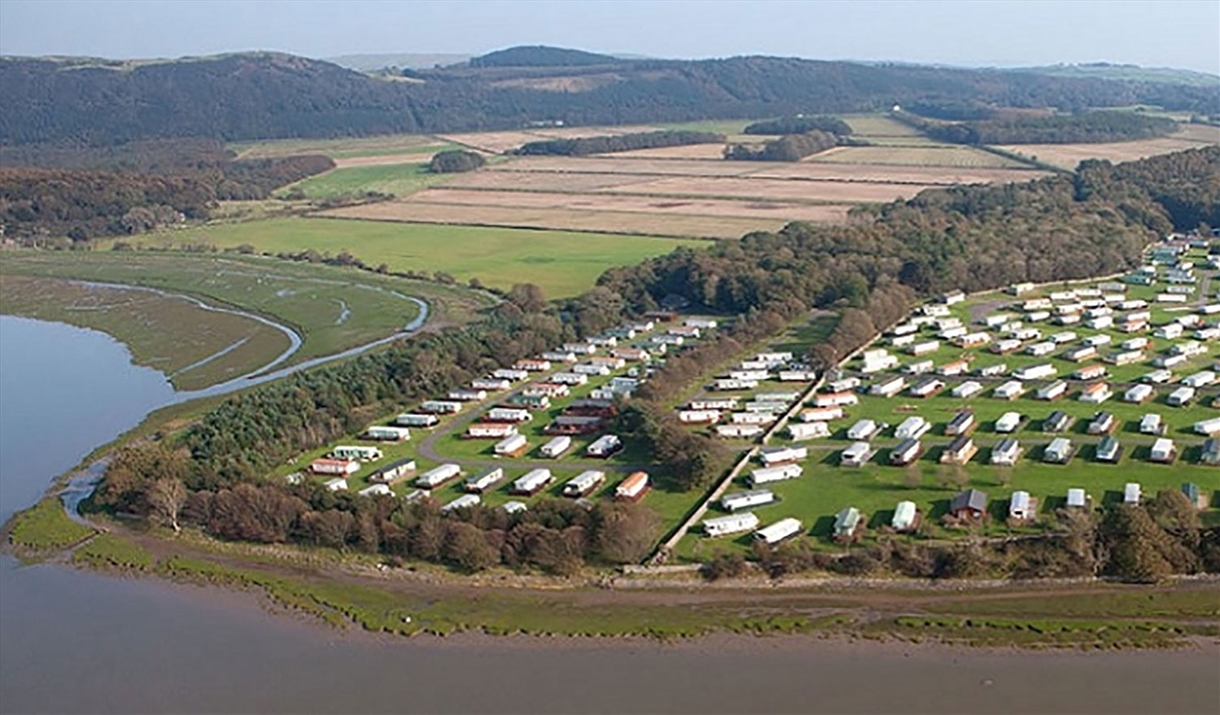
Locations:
903;101;997;121
724;130;838;161
743;115;852;136
0;144;334;242
726;491;1220;584
3;52;1217;146
1075;145;1220;229
895;109;1178;144
429;149;486;173
515;130;723;157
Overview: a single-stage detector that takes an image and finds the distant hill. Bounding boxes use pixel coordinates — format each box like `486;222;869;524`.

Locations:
325;52;471;71
2;51;1217;146
1017;62;1220;89
468;46;622;67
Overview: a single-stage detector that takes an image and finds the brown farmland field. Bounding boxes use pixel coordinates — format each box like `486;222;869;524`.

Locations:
841;114;925;136
597;143;730;160
319;202;798;239
996;130;1220;170
445;171;645;192
593;176;938;203
807;145;1029;168
746;162;1050;185
485;156;769;177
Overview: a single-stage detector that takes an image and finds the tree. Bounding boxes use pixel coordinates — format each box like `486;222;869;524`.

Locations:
146;478;187;532
443;521;499;572
593;502;660;564
507;283;548;313
1100;505;1178;583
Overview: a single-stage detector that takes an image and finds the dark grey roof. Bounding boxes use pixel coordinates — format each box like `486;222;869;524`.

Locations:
951;488;988;512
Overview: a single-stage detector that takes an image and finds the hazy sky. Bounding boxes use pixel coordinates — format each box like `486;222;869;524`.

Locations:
1;0;1217;74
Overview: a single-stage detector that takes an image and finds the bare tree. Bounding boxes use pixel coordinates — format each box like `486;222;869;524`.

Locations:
147;478;187;532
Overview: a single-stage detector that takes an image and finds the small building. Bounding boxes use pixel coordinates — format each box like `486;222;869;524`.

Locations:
416;463;462;488
759;445;808;466
467;423;517;439
1182;482;1208;510
395;413;439;428
1095;435;1121;463
1044;437;1074;464
940;435;977;465
487;407;532;423
891;501;918;532
749;464;803;487
420;400;462;414
1139;413;1164;435
1167;386;1196;407
1123;482;1141;505
1078;382;1113;405
716;424;765;439
1013;364;1056;381
801;406;844;423
358;484;392;498
364;425;411;442
514;358;552;372
322;477;348;492
1036;380;1068;401
870;376;907;398
952;381;984;399
494;433;529;457
1200;438;1220;466
847;419;880;441
894;416;930;440
908;377;946;398
1124;384;1154;404
448;389;488;402
889;438;922;466
833;507;864;542
990;438;1021;466
691;398;739;411
995;412;1022;433
1087;411;1116;435
464;467;506;493
332;445;382;462
1073;365;1107;382
493;368;530;382
441;494;481;513
368;458;417;484
678;409;722;425
703;512;761;538
501;500;528;515
1149;438;1176;464
788;421;830;441
540;435;572;458
586;434;623;458
562;470;605;498
721;489;776;512
472;377;512;391
615;471;650;501
754;517;803;545
1066;488;1088;508
840;442;875;467
1008;491;1035;522
812;391;858;408
311;458;359;476
551;372;589;386
512;468;555;496
949;489;989;522
941;290;966;305
993;380;1025;400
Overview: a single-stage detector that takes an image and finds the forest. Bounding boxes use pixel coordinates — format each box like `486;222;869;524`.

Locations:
895;109;1178;144
0;139;334;242
724;130;839;161
514;130;724;156
1;51;1215;146
429;149;486;173
742;116;853;136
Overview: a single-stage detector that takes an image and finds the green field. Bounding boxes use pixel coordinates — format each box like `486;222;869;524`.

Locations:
0;251;491;386
159;217;704;299
281;163;455;199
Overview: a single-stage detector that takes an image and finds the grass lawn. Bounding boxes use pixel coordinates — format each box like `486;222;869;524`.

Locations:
281;163;453;199
161;217;704;298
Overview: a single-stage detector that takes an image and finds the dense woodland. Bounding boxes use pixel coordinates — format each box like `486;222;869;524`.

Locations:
895;109;1178;144
514;131;723;156
1;51;1215;146
724;130;839;161
0;142;333;242
88;147;1220;577
743;116;853;135
468;46;620;68
428;149;486;173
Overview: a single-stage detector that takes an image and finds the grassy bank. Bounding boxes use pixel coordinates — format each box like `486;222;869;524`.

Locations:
6;499;95;551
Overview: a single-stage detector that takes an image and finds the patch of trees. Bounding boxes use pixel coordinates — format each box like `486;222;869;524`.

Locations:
724;130;838;161
904;101;997;121
515;130;724;157
3;53;1217;146
469;46;621;68
743;116;852;136
895;109;1178;145
1075;145;1220;231
429;149;486;173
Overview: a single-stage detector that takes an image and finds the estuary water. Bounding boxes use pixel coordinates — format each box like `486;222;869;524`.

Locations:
0;315;1217;714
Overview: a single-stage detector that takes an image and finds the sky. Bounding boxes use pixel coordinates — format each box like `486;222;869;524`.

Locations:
1;0;1217;75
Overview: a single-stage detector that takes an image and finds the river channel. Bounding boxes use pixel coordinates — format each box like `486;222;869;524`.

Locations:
0;314;1216;714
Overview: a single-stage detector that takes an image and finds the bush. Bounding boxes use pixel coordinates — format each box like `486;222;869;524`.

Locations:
429;149;486;173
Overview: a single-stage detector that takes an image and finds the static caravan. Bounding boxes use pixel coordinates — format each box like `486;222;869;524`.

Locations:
891;501;918;531
892;335;916;348
1167;386;1196;407
515;359;552;372
778;369;818;382
743;401;788;414
954;332;991;349
1139;413;1164;435
908;377;946;398
721;489;776;511
551;372;589;386
759;446;809;466
494;434;529;457
1123;482;1141;505
833;508;863;541
714;378;759;391
847;419;880;441
368;458;417;484
512;469;554;496
716;424;765;439
1044;437;1074;464
938;360;970;377
1025;341;1056;357
1087;411;1116;435
909;340;940;357
1143;369;1174;384
472;378;512;391
364;425;411;442
467;423;517;439
993;339;1024;355
870;376;907;398
923;303;952;316
894;416;930;440
678;409;722;425
562;470;606;498
990;438;1021;466
940;435;977;465
754;517;803;545
982;313;1013;328
861;354;900;373
541;350;578;363
945;410;976;436
826;377;862;393
486;408;532;423
1066;488;1088;508
322;477;349;492
420;400;462;415
311;458;359;476
1150;438;1177;464
1154;354;1189;369
396;413;439;428
1009;491;1035;521
938;327;968;341
1036;380;1069;401
729;370;770;382
952;381;984;399
1124;384;1154;404
448;389;488;402
417;463;462;488
540;435;573;458
703;512;761;538
441;494;481;514
1201;439;1220;466
749;464;803;487
941;290;966;305
1013;364;1056;381
508;393;551;410
1183;371;1217;388
840;442;876;467
1064;345;1097;362
1095;436;1122;463
1026;310;1052;322
523;383;569;398
802;406;845;422
685;317;719;329
889;438;922;466
464;467;506;493
1074;365;1107;382
1108;350;1144;366
332;445;383;462
493;368;530;382
1155;324;1185;340
812;391;859;409
788;421;830;441
993;380;1025;400
358;484;392;498
1193;417;1220;436
730;411;774;425
1043;410;1072;433
1008;282;1035;296
615;472;650;501
586;434;623;458
995;412;1022;433
691;398;739;411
